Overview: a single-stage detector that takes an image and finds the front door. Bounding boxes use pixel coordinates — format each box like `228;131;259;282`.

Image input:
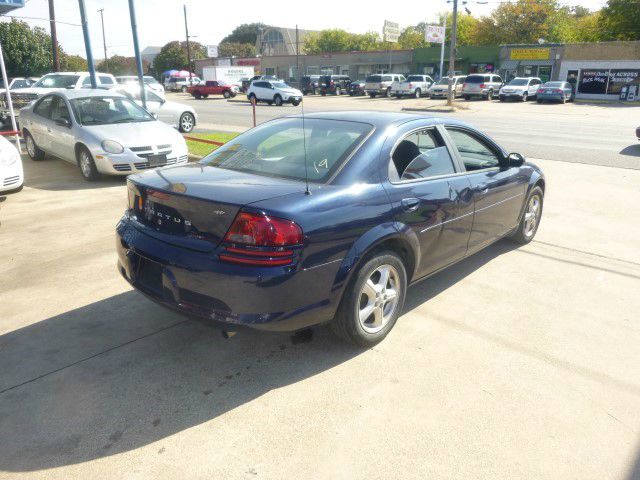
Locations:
444;126;527;252
384;126;474;279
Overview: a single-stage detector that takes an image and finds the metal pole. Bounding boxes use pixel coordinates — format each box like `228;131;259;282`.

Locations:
98;8;108;70
48;0;60;72
0;40;21;153
447;0;458;106
295;25;299;88
128;0;146;109
184;5;192;84
78;0;97;88
439;17;446;81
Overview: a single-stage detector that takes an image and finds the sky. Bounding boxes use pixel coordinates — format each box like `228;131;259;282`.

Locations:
1;0;609;59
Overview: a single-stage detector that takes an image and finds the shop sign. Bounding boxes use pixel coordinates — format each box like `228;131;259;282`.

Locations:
606;69;640;95
510;48;550;60
578;69;609;94
383;20;400;43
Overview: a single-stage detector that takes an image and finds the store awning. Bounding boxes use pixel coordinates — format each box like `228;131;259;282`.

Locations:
499;60;520;70
520;60;553;66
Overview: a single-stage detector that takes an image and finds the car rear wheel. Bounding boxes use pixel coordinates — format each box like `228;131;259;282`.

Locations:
24;130;45;161
193;92;202;99
181;86;187;93
369;93;376;98
335;87;341;96
179;112;195;133
273;95;283;106
385;87;392;98
223;91;231;99
330;251;407;347
77;146;99;181
248;93;257;104
522;92;528;102
464;95;471;101
537;99;542;103
510;186;544;244
415;88;421;98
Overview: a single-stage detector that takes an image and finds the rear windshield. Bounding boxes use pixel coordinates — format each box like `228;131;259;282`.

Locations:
201;118;372;183
465;75;488;83
33;74;80;88
544;82;565;87
407;75;424;81
366;75;382;82
508;79;529;86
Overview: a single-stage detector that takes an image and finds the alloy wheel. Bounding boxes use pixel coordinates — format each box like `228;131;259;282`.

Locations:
357;264;400;334
26;135;35;157
80;151;92;178
523;194;541;238
180;113;194;132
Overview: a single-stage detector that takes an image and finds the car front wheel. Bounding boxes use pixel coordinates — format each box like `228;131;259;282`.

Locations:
223;91;231;99
179;112;195;133
77;146;99;181
522;92;528;102
273;95;283;106
415;88;421;98
331;251;407;347
510;186;544;244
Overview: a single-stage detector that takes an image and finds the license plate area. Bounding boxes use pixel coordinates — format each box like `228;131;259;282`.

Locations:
147;154;167;167
135;256;163;293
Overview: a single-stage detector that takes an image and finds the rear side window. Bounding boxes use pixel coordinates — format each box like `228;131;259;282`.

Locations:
201;118;372;183
34;96;54;118
391;128;456;181
465;75;484;83
99;76;115;85
382;75;392;82
366;75;382;82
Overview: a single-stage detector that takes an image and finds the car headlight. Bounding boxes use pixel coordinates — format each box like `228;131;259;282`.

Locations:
0;149;17;166
102;140;124;154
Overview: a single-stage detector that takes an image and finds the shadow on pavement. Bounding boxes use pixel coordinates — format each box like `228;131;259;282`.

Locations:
620;144;640;157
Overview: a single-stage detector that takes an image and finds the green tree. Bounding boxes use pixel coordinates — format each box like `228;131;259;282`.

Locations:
99;55;151;75
152;40;206;75
218;42;257;58
60;54;87;71
600;0;640;40
303;29;353;54
0;19;54;77
398;24;427;49
220;23;267;45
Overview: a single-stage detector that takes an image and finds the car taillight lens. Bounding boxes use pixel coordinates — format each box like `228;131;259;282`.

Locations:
555;89;563;93
219;212;303;266
408;83;413;88
463;83;467;88
480;83;486;88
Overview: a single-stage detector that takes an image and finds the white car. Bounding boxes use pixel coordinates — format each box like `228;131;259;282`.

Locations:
392;75;434;98
165;76;202;92
499;77;543;102
428;75;467;99
20;89;188;181
0;135;23;193
115;84;197;133
364;74;406;98
246;80;302;106
116;75;165;99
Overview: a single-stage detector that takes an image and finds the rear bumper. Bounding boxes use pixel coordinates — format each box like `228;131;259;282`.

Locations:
116;216;340;332
537;93;564;101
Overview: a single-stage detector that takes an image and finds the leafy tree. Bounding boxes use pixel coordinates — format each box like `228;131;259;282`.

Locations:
303;29;353;54
99;55;151;75
60;54;87;71
600;0;640;40
152;40;206;75
218;42;257;58
399;24;428;49
220;23;266;45
349;32;380;51
0;19;54;77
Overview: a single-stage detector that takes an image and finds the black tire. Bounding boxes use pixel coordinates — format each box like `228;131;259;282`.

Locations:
248;93;257;104
223;90;231;99
179;112;195;133
537;99;542;104
203;94;209;98
193;92;202;99
369;93;376;98
273;95;283;106
330;251;407;347
385;87;392;98
335;87;341;96
464;95;471;101
510;186;544;245
291;99;300;106
561;95;566;104
415;88;421;98
181;86;187;93
522;92;528;102
77;145;100;181
24;130;45;161
499;96;505;102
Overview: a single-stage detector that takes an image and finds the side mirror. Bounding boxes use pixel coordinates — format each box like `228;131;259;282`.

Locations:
55;117;71;128
507;152;525;167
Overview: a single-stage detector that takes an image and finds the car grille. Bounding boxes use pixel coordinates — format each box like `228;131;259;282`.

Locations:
0;92;38;109
134;157;178;170
3;175;20;186
113;164;132;172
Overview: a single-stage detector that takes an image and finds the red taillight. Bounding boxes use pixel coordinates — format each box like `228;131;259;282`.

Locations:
554;89;563;93
463;83;467;88
480;83;486;88
408;83;413;88
220;212;303;266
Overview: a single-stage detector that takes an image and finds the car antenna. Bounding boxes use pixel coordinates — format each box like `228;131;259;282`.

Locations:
296;24;311;196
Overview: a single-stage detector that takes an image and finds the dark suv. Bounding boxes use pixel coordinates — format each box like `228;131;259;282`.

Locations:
300;75;320;95
319;75;351;96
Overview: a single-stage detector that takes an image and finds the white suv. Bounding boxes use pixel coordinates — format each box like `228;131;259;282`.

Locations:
462;73;504;100
247;80;303;106
499;77;542;102
392;74;434;98
365;74;406;98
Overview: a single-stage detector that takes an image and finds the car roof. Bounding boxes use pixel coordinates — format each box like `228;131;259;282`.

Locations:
286;111;472;129
45;88;126;100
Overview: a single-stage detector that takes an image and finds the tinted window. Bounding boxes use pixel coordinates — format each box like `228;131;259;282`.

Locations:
99;76;115;85
446;128;501;171
407;75;424;82
393;129;456;181
382;75;392;82
201;118;372;183
11;79;30;89
34;96;54;118
465;75;485;83
366;75;382;82
492;76;502;82
33;74;80;89
509;79;529;86
82;77;92;86
50;96;70;123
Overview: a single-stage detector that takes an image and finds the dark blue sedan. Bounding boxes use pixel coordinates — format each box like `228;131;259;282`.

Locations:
537;81;573;103
116;112;545;346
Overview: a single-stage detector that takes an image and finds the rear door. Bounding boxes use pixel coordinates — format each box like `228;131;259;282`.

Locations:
48;95;75;162
383;125;474;278
29;95;55;151
444;126;527;252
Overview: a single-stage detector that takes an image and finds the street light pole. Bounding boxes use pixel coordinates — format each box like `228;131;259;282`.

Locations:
184;5;192;83
48;0;60;71
447;0;458;106
77;0;97;88
98;8;108;71
127;0;146;109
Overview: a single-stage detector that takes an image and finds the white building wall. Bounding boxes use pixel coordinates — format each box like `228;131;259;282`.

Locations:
559;60;640;101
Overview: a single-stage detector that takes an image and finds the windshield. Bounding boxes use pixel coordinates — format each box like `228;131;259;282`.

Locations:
144;77;159;85
33;74;80;89
271;82;289;89
366;75;382;83
508;79;529;86
436;78;451;85
201;118;372;183
465;75;486;83
70;96;154;126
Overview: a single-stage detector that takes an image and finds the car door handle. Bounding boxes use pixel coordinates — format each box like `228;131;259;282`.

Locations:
476;183;489;194
401;198;420;212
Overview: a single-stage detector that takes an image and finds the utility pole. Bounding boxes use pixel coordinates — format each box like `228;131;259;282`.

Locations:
128;0;146;109
98;8;108;71
78;0;97;88
447;0;458;106
48;0;60;71
184;5;192;83
295;25;299;87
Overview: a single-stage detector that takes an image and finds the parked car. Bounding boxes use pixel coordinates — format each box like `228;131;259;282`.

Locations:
187;80;238;99
20;89;188;181
116;75;165;97
115;85;197;133
116;111;545;346
462;74;503;100
319;75;351;96
428;76;467;99
365;74;406;98
165;76;202;93
246;80;302;106
499;77;542;102
392;75;434;98
0;134;23;194
0;77;37;90
300;75;320;95
0;71;117;127
636;125;640;141
348;80;367;96
536;81;574;104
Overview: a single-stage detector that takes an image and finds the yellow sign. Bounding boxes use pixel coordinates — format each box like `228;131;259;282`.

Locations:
510;48;550;60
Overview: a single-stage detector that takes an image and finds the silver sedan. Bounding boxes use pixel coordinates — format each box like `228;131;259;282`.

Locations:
20;89;189;181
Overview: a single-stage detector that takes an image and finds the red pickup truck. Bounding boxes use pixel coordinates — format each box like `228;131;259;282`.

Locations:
186;81;238;99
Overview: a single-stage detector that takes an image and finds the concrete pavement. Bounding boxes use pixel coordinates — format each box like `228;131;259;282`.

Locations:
1;150;639;479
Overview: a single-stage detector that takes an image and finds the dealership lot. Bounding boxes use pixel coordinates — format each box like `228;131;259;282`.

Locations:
1;100;640;479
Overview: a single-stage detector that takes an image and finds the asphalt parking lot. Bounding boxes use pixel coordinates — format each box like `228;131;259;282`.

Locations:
1;100;640;479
